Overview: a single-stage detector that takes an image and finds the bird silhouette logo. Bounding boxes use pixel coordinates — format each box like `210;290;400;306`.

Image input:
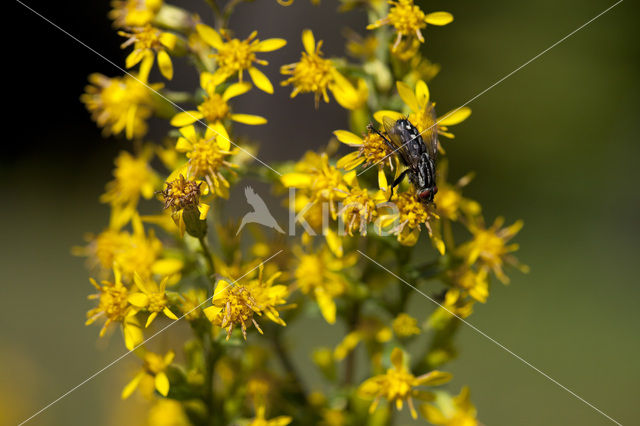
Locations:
236;186;285;235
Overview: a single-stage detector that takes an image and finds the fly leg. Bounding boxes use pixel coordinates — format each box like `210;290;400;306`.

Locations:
367;123;395;151
388;169;409;201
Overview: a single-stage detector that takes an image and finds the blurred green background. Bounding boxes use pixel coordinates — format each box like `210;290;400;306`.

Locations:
5;0;639;425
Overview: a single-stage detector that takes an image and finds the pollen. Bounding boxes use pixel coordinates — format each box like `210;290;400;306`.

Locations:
215;36;258;76
361;133;391;166
161;175;203;212
197;93;230;123
396;192;430;229
387;0;427;39
119;24;165;51
340;187;377;236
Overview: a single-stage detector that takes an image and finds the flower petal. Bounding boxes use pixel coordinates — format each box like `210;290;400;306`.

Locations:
390;347;404;370
302;29;315;55
223;81;252;101
121;371;145;399
159;32;177;50
163;307;179;320
155;372;170;396
198;203;210;220
196;24;223;49
438;107;471;126
333;130;363;146
152;258;184;275
145;312;158;328
178;124;197;140
374;110;404;124
425;11;454;26
396;81;419;113
157;50;173;80
248;66;274;94
325;228;343;258
415;80;430;107
128;293;149;307
210;121;230;150
230;114;267;125
315;289;336;324
281;173;312;187
171;112;202;127
378;168;388;191
416;370;453;386
254;38;287;52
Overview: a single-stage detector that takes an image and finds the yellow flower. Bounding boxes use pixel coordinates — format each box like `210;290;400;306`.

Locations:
358;348;452;419
109;0;163;28
203;264;289;340
379;192;443;251
449;267;489;304
292;246;355;324
100;149;160;225
196;24;286;93
375;81;471;149
392;313;421;338
345;32;379;61
128;273;179;327
170;72;266;141
367;0;453;51
122;350;175;399
281;30;361;108
434;165;481;223
159;174;211;237
147;399;192;426
334;129;395;189
179;288;207;321
81;73;160;140
86;264;132;337
338;184;382;236
429;289;474;329
249;403;292;426
119;24;177;80
174;125;237;197
420;386;479;426
74;214;180;280
281;152;351;219
457;217;527;284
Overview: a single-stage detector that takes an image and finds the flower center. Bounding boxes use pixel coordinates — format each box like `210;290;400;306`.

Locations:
396;192;430;228
289;52;334;94
215;38;256;74
147;292;166;312
100;286;129;320
198;94;230;123
187;138;226;177
161;175;202;211
388;0;427;36
361;133;391;165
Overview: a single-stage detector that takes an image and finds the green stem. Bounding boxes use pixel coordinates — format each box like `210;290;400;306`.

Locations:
198;236;216;286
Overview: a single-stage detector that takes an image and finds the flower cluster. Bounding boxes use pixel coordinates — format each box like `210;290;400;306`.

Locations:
78;1;525;424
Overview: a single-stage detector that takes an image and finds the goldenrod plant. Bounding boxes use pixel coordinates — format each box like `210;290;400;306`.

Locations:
78;0;526;424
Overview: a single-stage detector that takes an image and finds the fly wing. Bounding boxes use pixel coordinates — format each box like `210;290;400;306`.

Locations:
425;130;439;163
382;116;412;166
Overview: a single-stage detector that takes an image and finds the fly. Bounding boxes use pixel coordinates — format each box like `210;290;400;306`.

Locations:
367;117;438;205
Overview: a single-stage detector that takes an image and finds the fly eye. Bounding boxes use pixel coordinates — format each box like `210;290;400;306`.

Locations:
418;189;431;200
433;186;438;195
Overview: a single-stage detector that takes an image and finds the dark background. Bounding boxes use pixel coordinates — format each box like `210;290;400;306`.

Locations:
5;0;639;425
